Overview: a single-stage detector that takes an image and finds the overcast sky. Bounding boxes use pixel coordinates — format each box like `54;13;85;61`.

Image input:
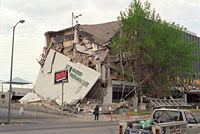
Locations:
0;0;199;88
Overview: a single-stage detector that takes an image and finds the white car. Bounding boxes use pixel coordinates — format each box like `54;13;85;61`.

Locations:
152;109;200;134
119;108;200;134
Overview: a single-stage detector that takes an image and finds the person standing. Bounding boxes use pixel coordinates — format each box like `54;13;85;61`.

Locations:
94;105;99;121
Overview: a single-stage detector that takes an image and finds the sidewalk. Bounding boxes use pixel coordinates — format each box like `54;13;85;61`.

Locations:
76;112;151;122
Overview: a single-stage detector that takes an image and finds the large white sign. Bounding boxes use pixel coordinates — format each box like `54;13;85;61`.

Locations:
32;49;100;105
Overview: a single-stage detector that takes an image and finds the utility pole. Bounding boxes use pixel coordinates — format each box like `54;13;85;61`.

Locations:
61;80;64;116
71;12;82;30
61;79;68;116
71;12;82;47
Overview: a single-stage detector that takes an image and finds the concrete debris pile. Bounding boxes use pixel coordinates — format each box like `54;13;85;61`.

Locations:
38;21;120;73
20;92;42;104
74;99;132;114
19;92;60;110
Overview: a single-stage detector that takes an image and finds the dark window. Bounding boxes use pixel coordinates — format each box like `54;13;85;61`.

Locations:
153;110;183;123
184;111;198;124
1;94;5;98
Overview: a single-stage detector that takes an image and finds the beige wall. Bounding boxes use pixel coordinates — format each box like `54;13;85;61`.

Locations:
63;29;74;47
64;29;73;35
63;41;73;47
46;28;74;49
0;92;9;103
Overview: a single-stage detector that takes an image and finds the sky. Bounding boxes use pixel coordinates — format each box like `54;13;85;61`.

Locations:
0;0;199;90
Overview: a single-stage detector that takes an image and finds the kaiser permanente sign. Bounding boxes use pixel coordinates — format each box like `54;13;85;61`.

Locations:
27;49;100;105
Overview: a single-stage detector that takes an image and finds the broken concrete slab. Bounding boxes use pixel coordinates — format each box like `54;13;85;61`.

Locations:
19;92;42;103
21;49;101;105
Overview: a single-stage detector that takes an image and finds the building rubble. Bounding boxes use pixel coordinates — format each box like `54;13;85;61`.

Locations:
19;21;141;114
20;20;197;115
20;22;118;105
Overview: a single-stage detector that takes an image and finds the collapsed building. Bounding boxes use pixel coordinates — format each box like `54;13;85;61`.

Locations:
20;21;137;106
20;20;200;110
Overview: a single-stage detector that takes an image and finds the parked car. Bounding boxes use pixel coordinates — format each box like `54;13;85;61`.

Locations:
119;108;200;134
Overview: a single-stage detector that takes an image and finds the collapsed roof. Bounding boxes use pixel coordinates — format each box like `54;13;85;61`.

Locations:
45;21;121;45
79;21;121;45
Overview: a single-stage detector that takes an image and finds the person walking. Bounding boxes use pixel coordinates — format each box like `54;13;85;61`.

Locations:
94;105;99;121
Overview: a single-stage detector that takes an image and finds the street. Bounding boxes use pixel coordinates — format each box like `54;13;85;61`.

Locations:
0;108;118;134
1;107;200;134
0;121;118;134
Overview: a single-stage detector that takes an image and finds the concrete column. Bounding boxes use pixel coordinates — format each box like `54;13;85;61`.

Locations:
101;65;106;83
45;34;50;48
103;62;113;104
96;62;101;73
73;25;79;44
103;87;113;104
184;93;187;104
107;62;111;87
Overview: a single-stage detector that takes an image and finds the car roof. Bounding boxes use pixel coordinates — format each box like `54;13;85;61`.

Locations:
154;108;190;112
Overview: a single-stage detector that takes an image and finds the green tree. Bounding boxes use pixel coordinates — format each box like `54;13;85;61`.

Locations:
110;0;197;98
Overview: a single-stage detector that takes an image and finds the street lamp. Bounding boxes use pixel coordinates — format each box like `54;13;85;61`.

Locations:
8;20;25;124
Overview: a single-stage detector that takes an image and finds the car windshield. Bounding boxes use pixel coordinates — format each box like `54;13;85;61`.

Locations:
153;110;183;123
184;111;197;124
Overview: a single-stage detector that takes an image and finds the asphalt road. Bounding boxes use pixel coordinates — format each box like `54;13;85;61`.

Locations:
2;107;200;134
0;108;118;134
0;121;118;134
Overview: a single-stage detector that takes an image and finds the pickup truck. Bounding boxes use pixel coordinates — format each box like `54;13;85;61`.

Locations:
119;108;200;134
